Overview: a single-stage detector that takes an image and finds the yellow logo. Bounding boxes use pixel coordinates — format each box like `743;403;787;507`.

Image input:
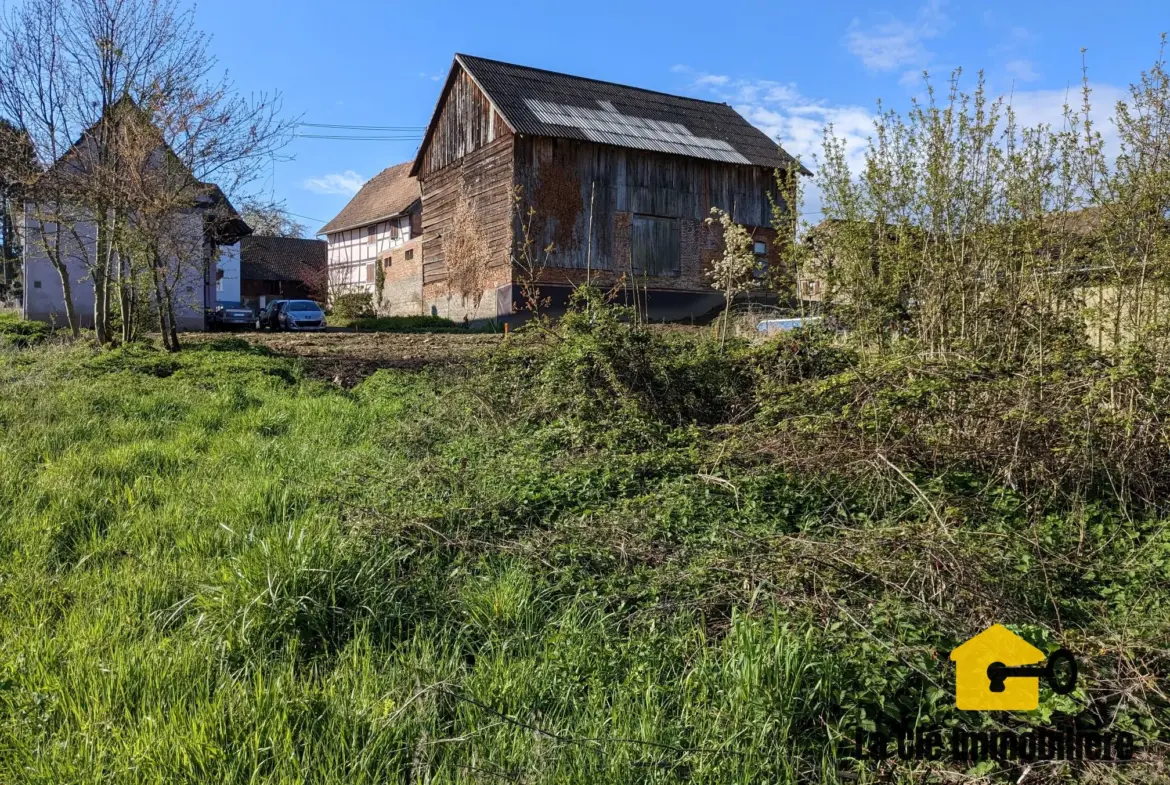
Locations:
950;625;1077;711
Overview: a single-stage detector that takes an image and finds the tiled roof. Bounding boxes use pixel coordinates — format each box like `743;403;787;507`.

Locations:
442;54;804;171
317;162;420;236
240;236;327;283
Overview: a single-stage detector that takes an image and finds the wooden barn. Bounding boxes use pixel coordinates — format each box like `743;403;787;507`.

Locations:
408;53;805;322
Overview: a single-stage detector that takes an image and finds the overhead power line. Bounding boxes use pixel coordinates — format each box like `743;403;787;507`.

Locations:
299;122;426;131
295;134;423;141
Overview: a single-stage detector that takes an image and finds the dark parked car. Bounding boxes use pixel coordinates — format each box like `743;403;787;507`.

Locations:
257;300;287;330
212;302;256;330
277;300;326;331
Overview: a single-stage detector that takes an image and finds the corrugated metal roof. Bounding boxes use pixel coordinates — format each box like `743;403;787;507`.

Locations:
453;54;803;171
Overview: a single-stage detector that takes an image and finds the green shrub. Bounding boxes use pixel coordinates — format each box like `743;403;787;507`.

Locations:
328;314;466;332
329;291;375;320
485;287;755;443
0;312;51;348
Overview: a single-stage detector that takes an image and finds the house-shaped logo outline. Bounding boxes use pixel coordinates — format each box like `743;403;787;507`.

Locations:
950;625;1045;711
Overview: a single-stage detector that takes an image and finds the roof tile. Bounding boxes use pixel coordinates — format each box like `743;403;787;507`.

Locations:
241;236;327;283
318;162;420;236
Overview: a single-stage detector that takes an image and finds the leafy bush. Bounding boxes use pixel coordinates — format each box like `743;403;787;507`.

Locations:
329;291;375;320
0;312;51;348
485;287;755;444
328;314;467;332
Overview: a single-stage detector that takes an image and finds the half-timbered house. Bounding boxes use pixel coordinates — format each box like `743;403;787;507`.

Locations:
318;162;422;308
409;54;806;322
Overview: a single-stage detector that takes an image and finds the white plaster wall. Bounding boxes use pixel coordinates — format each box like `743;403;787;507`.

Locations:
216;242;241;304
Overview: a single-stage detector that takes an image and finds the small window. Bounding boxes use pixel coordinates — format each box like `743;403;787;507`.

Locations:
753;240;770;278
367;226;376;245
390;222;400;240
33;280;42;289
383;258;392;269
366;263;375;281
631;215;681;277
405;249;414;261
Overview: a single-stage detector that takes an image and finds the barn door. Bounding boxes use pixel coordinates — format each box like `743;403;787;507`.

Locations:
631;215;680;277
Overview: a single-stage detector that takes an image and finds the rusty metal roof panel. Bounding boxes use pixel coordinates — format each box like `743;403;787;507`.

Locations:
455;54;802;171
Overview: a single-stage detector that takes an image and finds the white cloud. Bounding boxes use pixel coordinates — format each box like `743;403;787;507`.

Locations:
1004;59;1041;84
303;171;365;196
845;0;950;72
676;68;878;219
678;69;874;167
694;73;730;87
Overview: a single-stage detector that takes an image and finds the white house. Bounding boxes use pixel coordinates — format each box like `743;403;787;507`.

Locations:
318;161;421;297
21;100;249;331
216;241;242;305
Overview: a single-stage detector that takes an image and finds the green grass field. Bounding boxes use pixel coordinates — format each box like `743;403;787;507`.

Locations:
0;301;1166;783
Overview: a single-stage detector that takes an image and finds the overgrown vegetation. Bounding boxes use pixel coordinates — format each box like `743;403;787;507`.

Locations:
3;33;1170;785
327;314;472;333
0;310;50;347
1;285;1167;781
807;43;1170;367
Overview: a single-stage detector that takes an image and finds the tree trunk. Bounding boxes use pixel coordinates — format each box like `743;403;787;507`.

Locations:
118;250;134;343
46;227;80;338
151;254;173;352
93;264;107;345
165;285;181;351
54;262;80;338
93;207;118;345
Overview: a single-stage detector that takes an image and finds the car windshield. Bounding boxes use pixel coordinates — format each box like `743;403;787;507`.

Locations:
287;302;321;313
218;302;244;309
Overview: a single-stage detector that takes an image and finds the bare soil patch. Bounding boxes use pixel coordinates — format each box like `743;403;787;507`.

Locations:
186;330;504;386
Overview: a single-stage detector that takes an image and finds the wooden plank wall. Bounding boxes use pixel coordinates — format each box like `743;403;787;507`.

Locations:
514;137;783;272
420;134;515;285
421;66;512;178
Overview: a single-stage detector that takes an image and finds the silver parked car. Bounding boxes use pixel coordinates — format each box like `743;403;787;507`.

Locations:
277;300;326;331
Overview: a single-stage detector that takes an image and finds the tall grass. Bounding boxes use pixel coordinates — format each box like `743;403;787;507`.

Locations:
0;338;846;784
1;302;1167;781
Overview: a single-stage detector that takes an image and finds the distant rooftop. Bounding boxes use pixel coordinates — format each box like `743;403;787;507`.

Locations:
318;162;420;236
241;235;326;283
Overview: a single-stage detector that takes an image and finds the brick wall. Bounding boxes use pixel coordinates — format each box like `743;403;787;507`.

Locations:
379;238;424;316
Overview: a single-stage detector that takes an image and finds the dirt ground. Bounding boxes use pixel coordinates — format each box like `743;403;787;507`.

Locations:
185;330;505;386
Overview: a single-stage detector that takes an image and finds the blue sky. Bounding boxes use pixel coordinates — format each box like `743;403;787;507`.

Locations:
189;0;1167;233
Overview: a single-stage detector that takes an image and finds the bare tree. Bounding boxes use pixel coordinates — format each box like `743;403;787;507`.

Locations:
0;0;293;344
0;119;36;299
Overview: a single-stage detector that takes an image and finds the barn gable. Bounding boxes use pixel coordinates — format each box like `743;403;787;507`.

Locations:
413;54;806;177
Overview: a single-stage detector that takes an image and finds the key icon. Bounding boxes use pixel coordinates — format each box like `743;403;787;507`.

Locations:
987;648;1078;695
